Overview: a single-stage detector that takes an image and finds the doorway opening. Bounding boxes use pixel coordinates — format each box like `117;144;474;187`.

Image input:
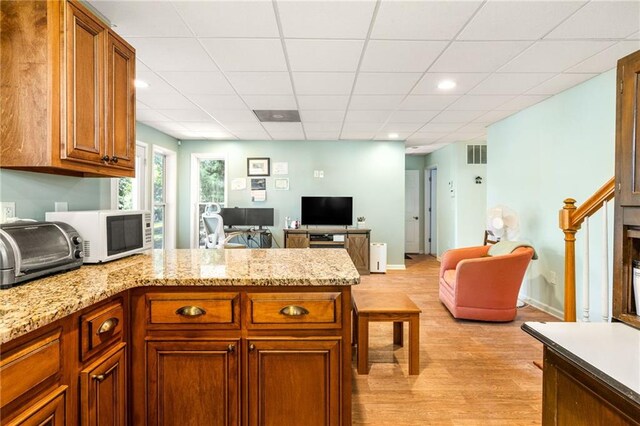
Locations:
426;167;438;256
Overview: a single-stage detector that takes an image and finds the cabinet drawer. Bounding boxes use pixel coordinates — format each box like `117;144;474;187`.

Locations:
148;293;240;328
248;292;342;329
0;330;62;407
81;300;124;361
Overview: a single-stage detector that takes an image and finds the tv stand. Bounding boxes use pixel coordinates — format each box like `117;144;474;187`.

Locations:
284;228;370;275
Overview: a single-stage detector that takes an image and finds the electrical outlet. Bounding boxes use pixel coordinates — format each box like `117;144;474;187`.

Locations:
0;202;16;223
319;170;324;178
548;270;557;286
313;170;319;178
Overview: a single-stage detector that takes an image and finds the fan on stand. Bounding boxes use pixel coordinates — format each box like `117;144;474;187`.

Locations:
486;206;527;308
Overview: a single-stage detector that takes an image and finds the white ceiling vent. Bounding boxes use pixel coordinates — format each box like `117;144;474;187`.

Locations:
253;110;301;123
467;145;487;165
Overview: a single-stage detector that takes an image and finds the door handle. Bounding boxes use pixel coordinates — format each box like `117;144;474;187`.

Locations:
413;216;419;220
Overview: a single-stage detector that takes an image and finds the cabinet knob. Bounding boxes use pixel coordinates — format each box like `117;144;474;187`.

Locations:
249;343;255;351
96;317;119;335
227;344;235;353
101;155;110;162
279;305;309;317
92;374;106;382
175;306;206;317
111;156;118;164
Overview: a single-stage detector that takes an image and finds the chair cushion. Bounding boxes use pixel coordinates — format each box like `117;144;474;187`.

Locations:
442;269;456;290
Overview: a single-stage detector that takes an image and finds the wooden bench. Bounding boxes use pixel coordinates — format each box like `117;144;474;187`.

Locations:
352;290;422;375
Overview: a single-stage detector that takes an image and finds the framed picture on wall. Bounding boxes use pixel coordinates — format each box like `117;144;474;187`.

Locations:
247;158;270;176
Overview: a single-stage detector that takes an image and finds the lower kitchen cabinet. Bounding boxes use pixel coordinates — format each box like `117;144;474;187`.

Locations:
80;343;127;426
5;386;67;426
146;340;240;425
247;338;341;426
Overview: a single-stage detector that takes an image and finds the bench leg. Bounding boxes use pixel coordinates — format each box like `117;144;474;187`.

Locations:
357;315;369;374
408;314;420;375
393;321;403;346
352;309;358;347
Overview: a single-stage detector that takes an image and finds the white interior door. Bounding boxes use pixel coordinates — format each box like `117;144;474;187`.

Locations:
405;170;420;253
429;168;438;256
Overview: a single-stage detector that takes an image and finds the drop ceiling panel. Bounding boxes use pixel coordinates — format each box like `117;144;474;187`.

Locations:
285;40;364;72
430;41;532;73
293;73;355;95
200;39;287;72
344;110;393;123
127;38;218;72
360;41;448;73
234;131;272;140
430;110;486;123
399;95;461;110
262;122;304;133
374;133;411;141
447;95;515;111
349;95;406;110
469;73;555;95
299;111;346;122
495;95;550;111
190;94;249;111
371;0;482;40
412;73;489;95
306;131;341;140
407;133;448;143
156;109;214;122
277;0;376;39
526;73;597;96
242;95;298;110
136;110;172;122
340;132;375;140
419;123;463;133
472;110;518;124
353;73;422;95
380;122;426;132
545;1;640;40
136;90;195;110
136;101;151;111
387;110;439;123
223;122;268;133
458;1;585;41
226;72;293;95
303;122;344;132
208;109;260;123
499;41;616;73
296;95;350;110
567;41;640;73
159;71;235;95
89;1;191;37
135;71;177;94
342;123;383;132
177;122;227;132
267;132;305;141
172;1;280;38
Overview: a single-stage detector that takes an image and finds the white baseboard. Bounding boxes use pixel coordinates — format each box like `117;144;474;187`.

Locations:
387;264;406;270
523;298;563;319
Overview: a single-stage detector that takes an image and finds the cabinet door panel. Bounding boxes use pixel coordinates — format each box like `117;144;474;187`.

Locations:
80;343;126;426
5;386;66;426
106;33;135;170
617;51;640;206
64;2;105;165
147;340;239;426
285;234;309;248
247;339;340;426
347;234;369;273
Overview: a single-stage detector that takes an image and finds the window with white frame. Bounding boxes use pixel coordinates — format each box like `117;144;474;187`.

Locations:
191;154;226;248
113;142;147;210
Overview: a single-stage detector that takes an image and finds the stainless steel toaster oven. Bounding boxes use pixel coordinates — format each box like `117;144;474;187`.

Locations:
0;221;84;289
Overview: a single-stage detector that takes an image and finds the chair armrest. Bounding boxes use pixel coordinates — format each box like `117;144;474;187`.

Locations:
222;231;246;246
440;246;490;276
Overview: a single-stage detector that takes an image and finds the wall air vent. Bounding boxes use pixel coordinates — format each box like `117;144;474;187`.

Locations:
253;110;301;123
467;145;487;165
83;241;91;259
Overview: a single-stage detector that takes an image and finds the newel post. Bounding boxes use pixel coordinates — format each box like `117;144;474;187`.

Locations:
559;198;578;322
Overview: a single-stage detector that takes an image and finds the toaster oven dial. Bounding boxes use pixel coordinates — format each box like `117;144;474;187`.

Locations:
72;235;82;245
74;249;84;259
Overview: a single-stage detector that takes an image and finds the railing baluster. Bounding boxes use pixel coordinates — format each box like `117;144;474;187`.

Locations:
602;201;609;322
582;216;590;322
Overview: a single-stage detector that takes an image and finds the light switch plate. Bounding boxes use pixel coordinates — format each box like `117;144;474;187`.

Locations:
0;202;16;223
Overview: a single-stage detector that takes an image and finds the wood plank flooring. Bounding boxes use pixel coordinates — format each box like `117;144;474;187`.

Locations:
352;255;556;425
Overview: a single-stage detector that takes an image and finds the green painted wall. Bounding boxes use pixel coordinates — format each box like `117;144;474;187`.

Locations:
405;155;426;253
424;141;487;256
176;139;406;266
487;70;615;319
137;122;179;152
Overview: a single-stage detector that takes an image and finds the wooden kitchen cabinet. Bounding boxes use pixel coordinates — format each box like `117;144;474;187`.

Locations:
346;233;370;274
285;233;310;248
80;343;127;426
0;0;136;178
247;339;341;426
5;386;67;426
146;340;240;425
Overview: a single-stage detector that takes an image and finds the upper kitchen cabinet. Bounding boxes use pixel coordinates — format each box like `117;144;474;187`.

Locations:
616;50;640;206
0;0;136;178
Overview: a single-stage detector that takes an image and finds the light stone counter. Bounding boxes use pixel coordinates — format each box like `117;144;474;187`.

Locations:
0;249;360;344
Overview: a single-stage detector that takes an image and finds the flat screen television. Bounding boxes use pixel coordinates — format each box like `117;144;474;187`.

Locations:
301;196;353;226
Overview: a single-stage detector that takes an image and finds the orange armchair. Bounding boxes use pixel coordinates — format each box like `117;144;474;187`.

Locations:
439;245;535;322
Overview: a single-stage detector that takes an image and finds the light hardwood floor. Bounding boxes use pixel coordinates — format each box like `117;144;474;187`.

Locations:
351;255;556;425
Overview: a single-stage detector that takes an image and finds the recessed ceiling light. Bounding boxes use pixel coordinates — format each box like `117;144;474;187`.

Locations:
437;80;456;90
134;79;149;89
388;133;399;139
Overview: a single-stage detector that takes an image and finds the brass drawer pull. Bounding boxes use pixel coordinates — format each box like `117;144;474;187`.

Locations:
96;317;119;335
92;374;106;382
176;306;206;317
249;343;255;351
279;305;309;317
227;344;235;353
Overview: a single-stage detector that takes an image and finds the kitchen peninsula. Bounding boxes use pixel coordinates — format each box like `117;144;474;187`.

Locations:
0;249;359;425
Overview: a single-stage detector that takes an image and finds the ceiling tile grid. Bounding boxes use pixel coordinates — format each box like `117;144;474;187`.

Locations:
88;0;640;150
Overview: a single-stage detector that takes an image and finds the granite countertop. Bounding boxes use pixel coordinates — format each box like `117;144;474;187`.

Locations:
0;249;360;344
522;321;640;404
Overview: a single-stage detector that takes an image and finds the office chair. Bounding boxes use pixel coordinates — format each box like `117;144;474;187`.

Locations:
202;205;246;249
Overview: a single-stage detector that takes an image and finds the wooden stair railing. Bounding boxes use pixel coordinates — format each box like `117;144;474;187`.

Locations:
559;177;615;322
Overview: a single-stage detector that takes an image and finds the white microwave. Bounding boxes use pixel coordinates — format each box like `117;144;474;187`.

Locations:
45;210;152;263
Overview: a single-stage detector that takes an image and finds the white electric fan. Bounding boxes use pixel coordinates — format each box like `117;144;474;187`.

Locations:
486;205;520;242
